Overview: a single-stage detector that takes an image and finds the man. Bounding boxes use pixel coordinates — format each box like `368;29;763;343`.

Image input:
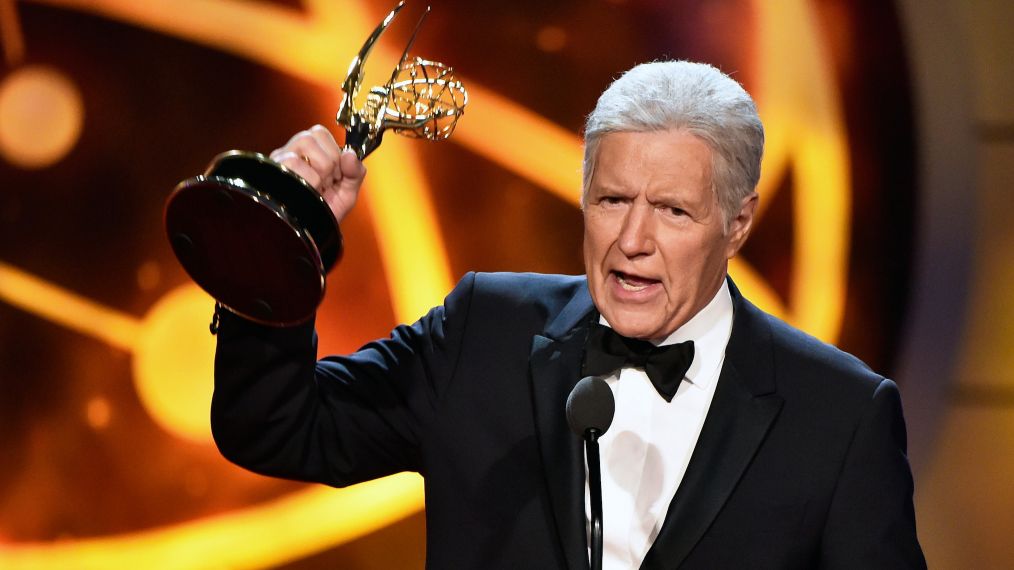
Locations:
211;61;926;569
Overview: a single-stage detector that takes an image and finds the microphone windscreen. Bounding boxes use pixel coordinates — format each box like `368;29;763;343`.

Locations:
565;376;616;436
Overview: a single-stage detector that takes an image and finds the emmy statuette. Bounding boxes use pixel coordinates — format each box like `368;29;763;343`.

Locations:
164;2;467;326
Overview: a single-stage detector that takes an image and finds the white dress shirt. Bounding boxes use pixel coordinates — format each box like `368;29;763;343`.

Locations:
586;279;734;569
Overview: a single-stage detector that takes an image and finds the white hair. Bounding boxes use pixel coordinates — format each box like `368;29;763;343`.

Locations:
582;60;764;227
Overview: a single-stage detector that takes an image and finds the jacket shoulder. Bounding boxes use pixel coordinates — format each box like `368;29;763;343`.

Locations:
768;313;876;378
465;271;584;309
470;271;584;294
741;301;886;404
438;272;589;339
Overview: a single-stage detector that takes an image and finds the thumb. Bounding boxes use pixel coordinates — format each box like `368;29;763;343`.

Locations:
337;149;366;188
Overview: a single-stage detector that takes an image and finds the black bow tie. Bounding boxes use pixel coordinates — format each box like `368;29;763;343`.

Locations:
582;323;695;402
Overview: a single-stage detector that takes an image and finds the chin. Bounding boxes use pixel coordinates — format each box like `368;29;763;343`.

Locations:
605;312;664;340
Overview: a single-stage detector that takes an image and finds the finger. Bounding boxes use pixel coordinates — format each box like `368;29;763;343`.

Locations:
271;129;335;183
308;124;342;162
272;150;321;189
287;135;332;179
332;148;366;188
307;126;345;188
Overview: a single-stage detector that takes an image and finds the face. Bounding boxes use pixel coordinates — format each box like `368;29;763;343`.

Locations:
582;129;757;340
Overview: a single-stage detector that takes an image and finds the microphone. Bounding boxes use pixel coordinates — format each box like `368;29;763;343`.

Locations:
566;376;615;570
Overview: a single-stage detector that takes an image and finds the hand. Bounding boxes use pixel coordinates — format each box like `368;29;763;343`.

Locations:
269;125;367;224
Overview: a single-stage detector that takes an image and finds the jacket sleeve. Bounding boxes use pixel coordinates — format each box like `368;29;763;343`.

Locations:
818;378;927;569
210;272;477;487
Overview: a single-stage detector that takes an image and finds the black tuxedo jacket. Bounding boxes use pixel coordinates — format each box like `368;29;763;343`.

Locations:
212;272;925;569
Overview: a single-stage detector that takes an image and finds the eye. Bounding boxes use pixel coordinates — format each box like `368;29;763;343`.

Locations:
662;205;688;217
598;195;625;206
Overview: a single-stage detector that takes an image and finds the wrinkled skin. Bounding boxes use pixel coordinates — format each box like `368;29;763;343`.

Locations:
582;129;757;341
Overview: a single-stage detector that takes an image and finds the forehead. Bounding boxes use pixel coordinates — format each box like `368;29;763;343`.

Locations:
590;130;713;195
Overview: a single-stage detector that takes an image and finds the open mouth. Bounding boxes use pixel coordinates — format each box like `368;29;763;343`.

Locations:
614;271;660;292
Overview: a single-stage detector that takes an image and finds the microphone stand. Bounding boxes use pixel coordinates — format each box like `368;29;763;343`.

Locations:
585;427;604;570
566;375;613;570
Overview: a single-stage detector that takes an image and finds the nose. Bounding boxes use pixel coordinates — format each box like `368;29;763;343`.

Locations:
617;204;655;258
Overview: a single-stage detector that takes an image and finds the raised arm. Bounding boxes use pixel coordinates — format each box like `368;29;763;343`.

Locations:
210;126;469;486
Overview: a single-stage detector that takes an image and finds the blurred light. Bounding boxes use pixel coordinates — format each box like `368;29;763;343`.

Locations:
85;397;111;430
0;474;424;570
0;261;139;351
183;469;208;498
535;25;567;53
0;65;83;169
362;136;454;321
132;284;217;444
1;0;27;66
453;83;585;205
754;0;851;342
136;261;161;291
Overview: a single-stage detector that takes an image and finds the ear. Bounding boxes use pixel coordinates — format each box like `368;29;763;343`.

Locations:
725;192;758;258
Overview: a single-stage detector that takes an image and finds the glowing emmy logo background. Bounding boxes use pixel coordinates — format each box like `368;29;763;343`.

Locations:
0;0;917;568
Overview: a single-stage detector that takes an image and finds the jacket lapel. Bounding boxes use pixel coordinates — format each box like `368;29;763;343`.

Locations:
641;280;784;569
530;283;596;570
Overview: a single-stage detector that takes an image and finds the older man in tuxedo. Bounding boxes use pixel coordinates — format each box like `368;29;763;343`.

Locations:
211;61;926;569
